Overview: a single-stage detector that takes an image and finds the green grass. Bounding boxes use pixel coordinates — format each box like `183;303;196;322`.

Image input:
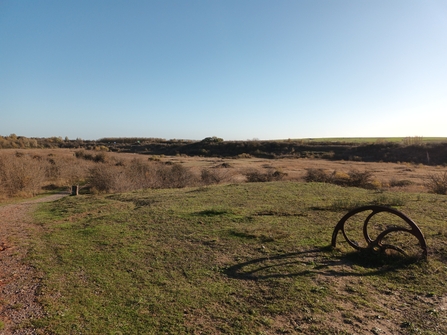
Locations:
296;137;447;143
30;182;447;334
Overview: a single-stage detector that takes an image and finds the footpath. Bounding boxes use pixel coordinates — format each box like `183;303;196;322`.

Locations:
0;193;68;335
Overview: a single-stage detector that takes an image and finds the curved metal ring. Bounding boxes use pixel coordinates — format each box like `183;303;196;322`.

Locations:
332;205;427;258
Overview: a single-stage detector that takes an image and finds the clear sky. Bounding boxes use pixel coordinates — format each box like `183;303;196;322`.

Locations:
1;0;446;140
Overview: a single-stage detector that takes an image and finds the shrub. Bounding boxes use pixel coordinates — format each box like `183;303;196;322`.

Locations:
93;152;107;163
94;145;109;152
305;168;378;189
60;161;88;186
368;179;383;190
45;157;60;180
304;168;332;183
270;170;287;181
75;149;107;163
332;171;350;185
75;150;85;159
245;170;268;182
201;168;223;185
87;160;195;193
346;169;374;188
215;162;231;168
389;179;414;187
155;163;195;188
0;154;46;197
425;172;447;195
88;164;131;193
125;158;156;189
83;153;94;160
245;169;287;183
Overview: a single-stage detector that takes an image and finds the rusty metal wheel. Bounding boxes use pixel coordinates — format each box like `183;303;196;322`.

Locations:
332;205;427;258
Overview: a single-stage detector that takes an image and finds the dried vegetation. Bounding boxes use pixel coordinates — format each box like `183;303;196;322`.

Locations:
1;148;447;200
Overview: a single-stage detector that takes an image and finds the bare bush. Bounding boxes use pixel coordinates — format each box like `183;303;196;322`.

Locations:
44;157;58;182
0;154;46;197
425;172;447;195
75;149;107;163
304;168;377;189
56;158;90;187
88;164;132;193
74;150;85;159
245;169;287;182
87;159;196;193
125;158;157;189
93;152;107;163
39;153;91;188
346;169;374;188
304;168;332;183
201;168;222;185
156;163;195;188
389;178;413;187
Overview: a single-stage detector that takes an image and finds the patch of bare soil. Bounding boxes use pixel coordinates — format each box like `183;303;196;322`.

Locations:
0;193;68;334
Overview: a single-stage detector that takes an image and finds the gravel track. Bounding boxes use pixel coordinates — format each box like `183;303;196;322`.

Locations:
0;193;68;334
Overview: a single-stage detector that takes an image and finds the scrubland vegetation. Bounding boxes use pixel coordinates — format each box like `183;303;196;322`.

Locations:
1;146;447;200
1;137;447;334
0;149;223;198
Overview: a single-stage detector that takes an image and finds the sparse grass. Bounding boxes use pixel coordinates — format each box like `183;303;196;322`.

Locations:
29;182;447;334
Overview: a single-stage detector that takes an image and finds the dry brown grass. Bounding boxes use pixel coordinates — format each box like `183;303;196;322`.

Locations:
160;155;444;192
0;149;446;200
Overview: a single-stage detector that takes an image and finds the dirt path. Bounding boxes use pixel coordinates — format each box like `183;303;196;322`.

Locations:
0;193;69;335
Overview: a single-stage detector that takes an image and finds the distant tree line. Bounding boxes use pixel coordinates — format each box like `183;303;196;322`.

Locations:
1;134;447;165
0;134;91;149
109;138;447;166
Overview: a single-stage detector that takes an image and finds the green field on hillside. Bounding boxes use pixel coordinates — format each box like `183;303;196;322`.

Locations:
296;137;447;143
30;182;447;334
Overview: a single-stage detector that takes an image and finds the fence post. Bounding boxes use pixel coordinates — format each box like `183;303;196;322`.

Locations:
71;185;79;196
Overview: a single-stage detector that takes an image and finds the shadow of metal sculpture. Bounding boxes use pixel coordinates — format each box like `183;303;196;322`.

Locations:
332;205;427;258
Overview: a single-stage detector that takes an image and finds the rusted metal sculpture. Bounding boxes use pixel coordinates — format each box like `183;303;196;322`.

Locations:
332;205;427;258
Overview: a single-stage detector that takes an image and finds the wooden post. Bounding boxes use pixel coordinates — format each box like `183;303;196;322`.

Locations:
71;185;79;196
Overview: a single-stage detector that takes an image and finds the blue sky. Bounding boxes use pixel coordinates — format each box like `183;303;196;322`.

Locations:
1;1;446;140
